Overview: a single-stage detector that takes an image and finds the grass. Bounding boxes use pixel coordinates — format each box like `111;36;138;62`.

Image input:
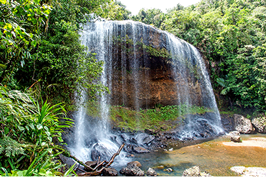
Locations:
86;101;213;131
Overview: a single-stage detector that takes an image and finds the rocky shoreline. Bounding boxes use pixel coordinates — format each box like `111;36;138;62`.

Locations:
61;113;266;176
109;113;265;154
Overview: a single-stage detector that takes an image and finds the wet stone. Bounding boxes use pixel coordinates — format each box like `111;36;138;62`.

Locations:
91;143;111;161
231;135;241;143
252;117;266;133
146;167;157;176
124;144;135;153
164;168;173;172
183;166;212;176
133;146;150;153
102;168;118;176
120;163;145;176
127;161;142;168
144;129;158;135
234;114;255;134
84;161;97;171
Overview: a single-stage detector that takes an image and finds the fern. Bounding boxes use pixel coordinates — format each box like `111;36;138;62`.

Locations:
0;136;25;157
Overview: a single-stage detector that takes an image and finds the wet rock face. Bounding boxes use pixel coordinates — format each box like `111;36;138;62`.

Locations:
177;113;224;140
111;69;203;109
221;114;235;133
106;22;204;109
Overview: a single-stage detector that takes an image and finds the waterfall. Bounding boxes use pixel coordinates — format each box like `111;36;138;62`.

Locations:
68;20;224;162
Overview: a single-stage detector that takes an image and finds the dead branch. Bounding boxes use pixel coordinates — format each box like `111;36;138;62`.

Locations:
102;142;125;169
93;160;107;171
61;151;94;171
69;154;94;171
97;156;101;165
28;78;41;90
77;143;125;176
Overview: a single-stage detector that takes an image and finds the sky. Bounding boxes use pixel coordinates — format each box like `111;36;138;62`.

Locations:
118;0;202;15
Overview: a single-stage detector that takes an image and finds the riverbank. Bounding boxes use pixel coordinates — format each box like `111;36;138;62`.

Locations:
132;134;266;176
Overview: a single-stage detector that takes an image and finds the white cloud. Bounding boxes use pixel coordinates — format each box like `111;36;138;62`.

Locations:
118;0;201;15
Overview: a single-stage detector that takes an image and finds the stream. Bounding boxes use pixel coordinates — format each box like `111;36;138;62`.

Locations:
131;134;266;176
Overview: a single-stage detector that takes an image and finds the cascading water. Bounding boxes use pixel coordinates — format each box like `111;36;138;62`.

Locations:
68;20;224;163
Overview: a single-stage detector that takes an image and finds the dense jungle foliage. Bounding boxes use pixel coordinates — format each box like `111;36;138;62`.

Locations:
0;0;125;175
0;0;265;175
131;0;266;111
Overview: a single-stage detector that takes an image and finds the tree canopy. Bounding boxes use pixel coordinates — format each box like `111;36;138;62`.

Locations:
130;0;266;110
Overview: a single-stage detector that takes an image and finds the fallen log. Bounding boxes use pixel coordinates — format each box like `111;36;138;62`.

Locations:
62;143;125;176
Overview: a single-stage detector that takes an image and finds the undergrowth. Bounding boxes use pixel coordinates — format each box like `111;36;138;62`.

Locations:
87;101;213;131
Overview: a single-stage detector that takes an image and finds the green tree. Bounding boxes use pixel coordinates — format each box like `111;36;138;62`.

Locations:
1;0;112;104
95;0;131;20
133;0;266;110
131;8;165;28
0;0;51;86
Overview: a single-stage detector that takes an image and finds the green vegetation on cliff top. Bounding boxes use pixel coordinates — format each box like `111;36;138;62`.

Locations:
132;0;266;111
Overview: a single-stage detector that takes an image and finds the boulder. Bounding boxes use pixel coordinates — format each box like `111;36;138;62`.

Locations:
127;161;142;168
231;166;266;176
228;131;240;136
252;117;266;133
230;166;246;174
182;166;211;176
134;133;155;145
59;154;78;171
221;114;235;132
124;144;134;153
146;168;157;176
200;172;212;177
228;131;241;142
121;133;131;142
120;162;145;176
102;168;118;176
84;161;97;171
233;114;254;134
120;167;145;176
182;166;200;176
230;135;241;143
91;143;111;161
133;146;150;153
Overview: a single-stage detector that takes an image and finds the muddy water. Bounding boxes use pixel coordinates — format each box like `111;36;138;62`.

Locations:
134;134;266;176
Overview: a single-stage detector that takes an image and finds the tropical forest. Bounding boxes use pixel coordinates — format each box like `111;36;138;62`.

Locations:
0;0;266;176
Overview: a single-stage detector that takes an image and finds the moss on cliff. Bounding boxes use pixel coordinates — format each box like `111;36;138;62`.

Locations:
86;101;213;131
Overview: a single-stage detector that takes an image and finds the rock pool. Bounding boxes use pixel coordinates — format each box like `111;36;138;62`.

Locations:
132;134;266;176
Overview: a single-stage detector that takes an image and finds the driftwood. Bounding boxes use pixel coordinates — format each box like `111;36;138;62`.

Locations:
64;143;125;176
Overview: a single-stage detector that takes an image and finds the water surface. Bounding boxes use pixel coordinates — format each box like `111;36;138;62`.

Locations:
133;134;266;176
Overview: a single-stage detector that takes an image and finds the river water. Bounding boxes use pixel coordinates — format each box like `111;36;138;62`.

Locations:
133;134;266;176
